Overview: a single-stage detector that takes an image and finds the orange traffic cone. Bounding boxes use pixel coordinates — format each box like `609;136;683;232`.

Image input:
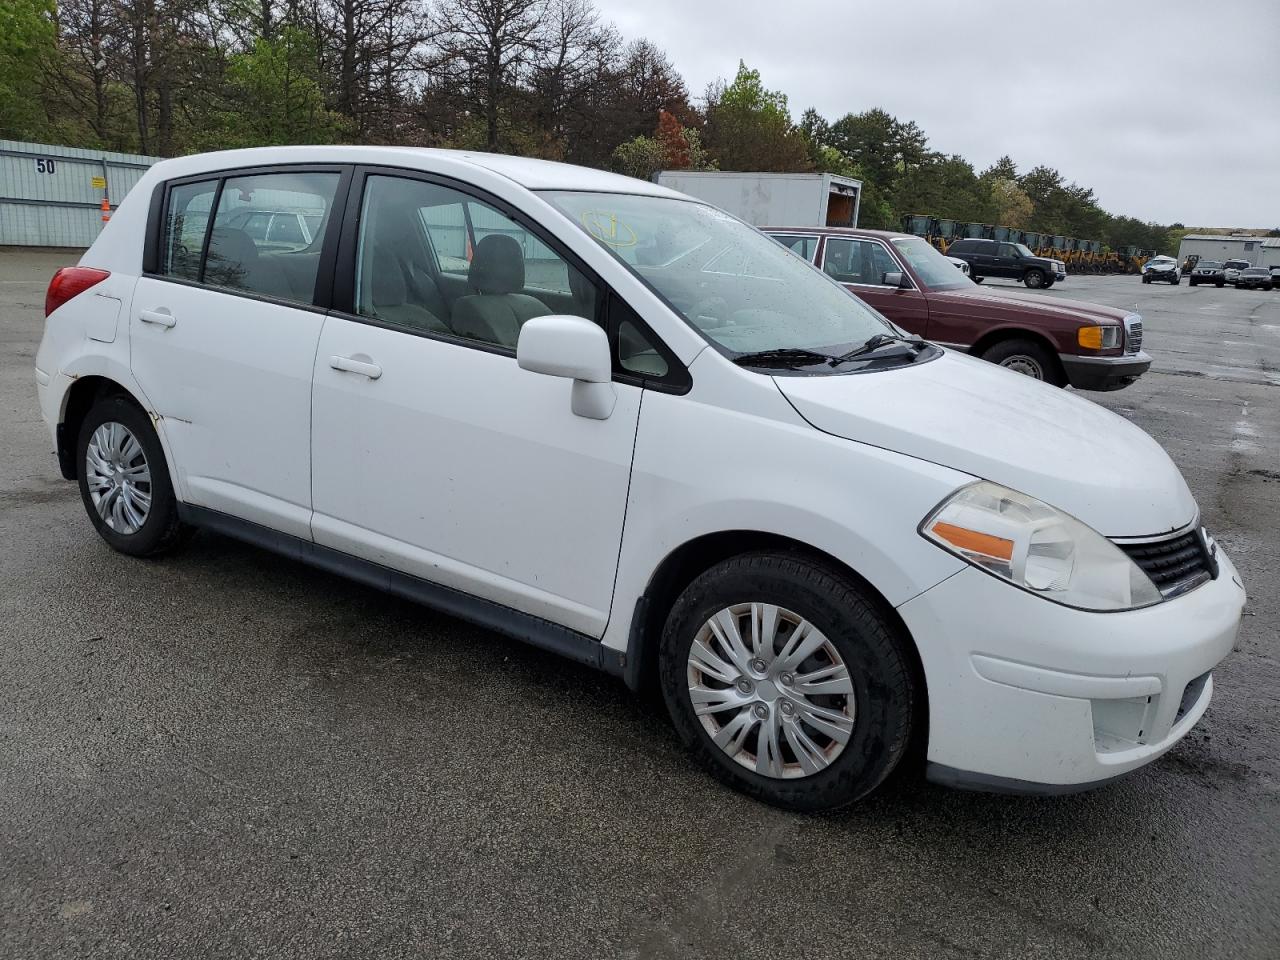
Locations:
100;197;111;222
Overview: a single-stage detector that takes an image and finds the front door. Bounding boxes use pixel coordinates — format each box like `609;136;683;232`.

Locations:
821;236;930;337
310;171;641;637
129;168;346;539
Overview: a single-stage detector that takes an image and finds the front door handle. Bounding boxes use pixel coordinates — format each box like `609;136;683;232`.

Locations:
329;355;382;380
139;308;176;328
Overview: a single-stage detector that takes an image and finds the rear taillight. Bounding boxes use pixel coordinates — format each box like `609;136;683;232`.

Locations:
45;267;110;318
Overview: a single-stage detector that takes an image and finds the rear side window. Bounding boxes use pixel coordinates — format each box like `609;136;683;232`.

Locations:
159;170;340;307
949;240;972;254
161;180;217;280
769;234;819;262
205;172;339;299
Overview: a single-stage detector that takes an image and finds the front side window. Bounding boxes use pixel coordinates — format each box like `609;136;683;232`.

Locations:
892;236;969;290
543;191;896;357
202;171;339;303
355;175;597;349
822;238;901;287
161;180;217;281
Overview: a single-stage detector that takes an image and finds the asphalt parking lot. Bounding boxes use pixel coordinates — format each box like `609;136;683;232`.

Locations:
2;250;1277;959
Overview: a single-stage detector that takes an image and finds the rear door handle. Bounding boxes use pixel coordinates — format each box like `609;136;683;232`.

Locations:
329;355;382;380
139;308;176;328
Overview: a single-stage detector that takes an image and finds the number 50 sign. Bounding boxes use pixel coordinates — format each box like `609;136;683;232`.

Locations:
34;158;57;174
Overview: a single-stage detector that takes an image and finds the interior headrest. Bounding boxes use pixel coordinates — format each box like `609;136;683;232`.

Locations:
207;227;259;267
469;234;525;295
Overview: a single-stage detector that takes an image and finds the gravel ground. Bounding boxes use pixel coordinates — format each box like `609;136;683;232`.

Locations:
2;251;1277;959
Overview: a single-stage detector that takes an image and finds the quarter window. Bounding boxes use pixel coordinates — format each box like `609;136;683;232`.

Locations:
822;238;901;286
161;180;217;281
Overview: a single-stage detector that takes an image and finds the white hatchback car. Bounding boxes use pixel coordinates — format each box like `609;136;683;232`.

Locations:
36;147;1246;811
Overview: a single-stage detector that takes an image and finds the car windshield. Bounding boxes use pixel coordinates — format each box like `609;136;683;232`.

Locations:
891;236;969;290
1243;268;1266;275
542;191;896;356
1199;261;1222;268
1015;243;1036;257
1226;261;1249;269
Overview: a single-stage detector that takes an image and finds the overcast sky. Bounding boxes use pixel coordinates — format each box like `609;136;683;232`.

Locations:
596;0;1280;228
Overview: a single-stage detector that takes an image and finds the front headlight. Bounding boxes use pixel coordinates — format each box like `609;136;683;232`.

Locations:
920;481;1162;611
1077;325;1122;350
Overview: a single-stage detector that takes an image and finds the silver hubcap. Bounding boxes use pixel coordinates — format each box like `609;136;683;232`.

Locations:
687;603;856;780
1001;355;1044;379
86;421;152;535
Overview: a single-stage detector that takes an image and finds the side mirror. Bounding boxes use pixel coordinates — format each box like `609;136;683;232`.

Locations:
517;315;615;420
882;271;910;289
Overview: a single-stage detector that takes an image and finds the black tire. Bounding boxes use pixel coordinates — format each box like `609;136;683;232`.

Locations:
1189;279;1198;286
1172;276;1180;285
971;275;984;284
658;553;915;812
1043;279;1055;289
76;392;189;557
1142;275;1151;284
981;337;1066;385
1216;280;1224;288
1024;269;1047;289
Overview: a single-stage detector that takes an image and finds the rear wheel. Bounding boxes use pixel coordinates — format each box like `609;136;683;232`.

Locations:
1024;269;1047;289
76;393;189;557
659;553;916;812
981;337;1065;386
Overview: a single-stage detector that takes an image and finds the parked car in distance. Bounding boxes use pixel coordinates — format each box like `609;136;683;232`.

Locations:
946;254;970;276
1236;267;1274;291
1142;255;1180;284
36;146;1244;812
946;238;1066;289
763;226;1148;390
221;207;324;254
1189;260;1226;287
1270;265;1280;286
1223;258;1251;284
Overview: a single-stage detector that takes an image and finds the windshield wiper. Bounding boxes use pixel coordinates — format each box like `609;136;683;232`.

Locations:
827;333;926;366
732;347;841;369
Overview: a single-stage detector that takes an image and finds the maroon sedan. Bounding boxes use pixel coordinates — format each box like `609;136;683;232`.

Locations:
764;227;1151;390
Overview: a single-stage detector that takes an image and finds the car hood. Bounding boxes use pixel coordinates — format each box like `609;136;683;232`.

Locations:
936;286;1130;324
775;350;1196;538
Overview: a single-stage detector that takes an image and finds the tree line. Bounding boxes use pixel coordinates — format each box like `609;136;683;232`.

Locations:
2;0;1178;252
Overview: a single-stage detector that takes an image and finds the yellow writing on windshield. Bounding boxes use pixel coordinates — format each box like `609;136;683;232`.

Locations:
581;210;638;248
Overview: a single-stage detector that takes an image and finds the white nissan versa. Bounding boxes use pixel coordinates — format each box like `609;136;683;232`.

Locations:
35;147;1245;811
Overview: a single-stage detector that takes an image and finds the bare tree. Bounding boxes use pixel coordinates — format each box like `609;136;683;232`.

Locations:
433;0;547;151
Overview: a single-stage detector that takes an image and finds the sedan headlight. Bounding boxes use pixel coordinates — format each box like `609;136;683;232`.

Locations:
1077;325;1122;350
920;481;1162;611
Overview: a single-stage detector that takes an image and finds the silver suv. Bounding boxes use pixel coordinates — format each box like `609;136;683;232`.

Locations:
1223;259;1251;285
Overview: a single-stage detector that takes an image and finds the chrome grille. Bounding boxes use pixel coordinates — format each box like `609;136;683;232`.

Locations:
1124;315;1143;354
1117;529;1215;597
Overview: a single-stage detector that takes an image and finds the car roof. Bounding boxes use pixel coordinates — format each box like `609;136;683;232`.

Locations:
145;145;684;199
760;225;919;242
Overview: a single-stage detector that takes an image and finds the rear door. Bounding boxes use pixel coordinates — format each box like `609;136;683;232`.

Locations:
130;166;349;538
820;236;929;336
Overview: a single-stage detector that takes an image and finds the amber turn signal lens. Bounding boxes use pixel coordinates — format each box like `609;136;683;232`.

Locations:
1077;326;1104;350
929;521;1014;562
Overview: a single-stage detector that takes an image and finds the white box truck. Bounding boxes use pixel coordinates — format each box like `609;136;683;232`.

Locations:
654;171;862;228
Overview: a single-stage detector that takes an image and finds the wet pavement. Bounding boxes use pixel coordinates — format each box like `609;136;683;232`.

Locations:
2;252;1277;958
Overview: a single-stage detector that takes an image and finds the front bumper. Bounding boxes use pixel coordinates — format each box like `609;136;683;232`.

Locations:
898;546;1245;793
1058;350;1152;391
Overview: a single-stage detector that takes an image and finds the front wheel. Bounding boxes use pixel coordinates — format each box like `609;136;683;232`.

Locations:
1190;279;1198;286
981;337;1066;386
1142;275;1151;283
1172;276;1180;285
1216;280;1225;288
971;275;984;284
659;554;916;812
1024;269;1047;289
76;393;189;557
